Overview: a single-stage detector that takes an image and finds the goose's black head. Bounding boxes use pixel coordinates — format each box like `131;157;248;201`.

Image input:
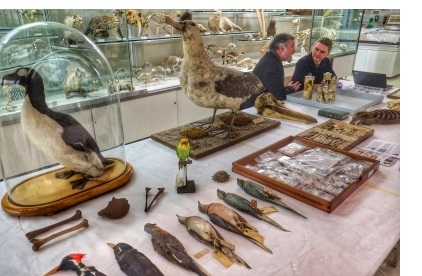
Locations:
1;67;46;109
1;67;33;88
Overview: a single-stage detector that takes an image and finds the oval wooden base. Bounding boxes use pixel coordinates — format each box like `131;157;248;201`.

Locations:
1;162;133;216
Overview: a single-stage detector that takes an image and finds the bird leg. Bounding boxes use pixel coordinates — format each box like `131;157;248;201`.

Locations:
145;188;165;212
31;219;89;251
144;187;151;212
55;170;77;179
25;210;82;240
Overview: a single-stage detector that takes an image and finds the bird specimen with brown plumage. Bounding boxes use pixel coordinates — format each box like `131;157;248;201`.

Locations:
144;223;211;276
1;67;114;189
165;12;266;128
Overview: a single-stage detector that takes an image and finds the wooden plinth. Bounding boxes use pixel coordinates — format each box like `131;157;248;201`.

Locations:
1;161;134;216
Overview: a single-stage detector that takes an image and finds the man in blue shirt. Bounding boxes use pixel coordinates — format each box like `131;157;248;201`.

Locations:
292;37;336;91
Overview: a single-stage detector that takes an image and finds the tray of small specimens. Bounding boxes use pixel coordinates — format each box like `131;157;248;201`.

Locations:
295;119;374;150
232;136;379;213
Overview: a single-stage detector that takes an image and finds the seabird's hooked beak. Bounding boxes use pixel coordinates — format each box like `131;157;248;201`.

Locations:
165;15;183;31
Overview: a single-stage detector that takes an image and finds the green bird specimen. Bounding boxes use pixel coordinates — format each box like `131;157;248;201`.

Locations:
176;138;190;160
217;189;289;232
237;178;307;219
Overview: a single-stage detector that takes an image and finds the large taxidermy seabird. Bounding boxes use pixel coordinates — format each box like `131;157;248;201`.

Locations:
165;13;265;126
1;67;114;189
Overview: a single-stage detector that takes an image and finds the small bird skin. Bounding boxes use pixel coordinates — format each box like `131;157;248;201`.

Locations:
144;223;211;276
177;214;251;269
237;178;308;219
44;253;106;276
164;14;266;124
1;68;114;189
176;138;190;160
108;242;164;276
216;189;290;232
197;201;272;254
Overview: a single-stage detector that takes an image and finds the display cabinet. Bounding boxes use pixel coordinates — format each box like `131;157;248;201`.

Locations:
0;9;363;143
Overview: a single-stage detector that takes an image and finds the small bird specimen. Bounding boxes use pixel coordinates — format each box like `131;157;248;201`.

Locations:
44;253;106;276
176;138;191;167
198;201;272;253
108;242;164;276
237;178;307;219
1;67;115;189
164;12;265;128
177;214;251;269
144;223;211;276
216;189;290;232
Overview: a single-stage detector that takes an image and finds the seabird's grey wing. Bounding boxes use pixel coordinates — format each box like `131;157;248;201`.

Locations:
214;71;265;99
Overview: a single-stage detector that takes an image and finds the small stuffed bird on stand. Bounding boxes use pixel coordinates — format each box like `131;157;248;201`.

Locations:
176;138;195;193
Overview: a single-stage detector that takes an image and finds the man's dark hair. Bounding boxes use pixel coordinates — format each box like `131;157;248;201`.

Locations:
314;37;333;52
269;33;295;51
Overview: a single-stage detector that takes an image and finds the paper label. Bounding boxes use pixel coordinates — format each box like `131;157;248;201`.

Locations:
194;248;210;259
212;250;234;268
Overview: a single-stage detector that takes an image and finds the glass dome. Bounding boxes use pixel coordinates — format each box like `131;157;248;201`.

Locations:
0;21;133;216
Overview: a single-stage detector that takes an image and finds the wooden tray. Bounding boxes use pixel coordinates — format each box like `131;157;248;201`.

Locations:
151;111;281;159
286;88;384;115
295;120;374;150
232;136;379;213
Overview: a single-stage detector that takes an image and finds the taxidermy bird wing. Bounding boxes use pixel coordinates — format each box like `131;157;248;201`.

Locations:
108;242;165;276
217;189;290;232
144;223;211;276
213;69;266;101
237;178;307;219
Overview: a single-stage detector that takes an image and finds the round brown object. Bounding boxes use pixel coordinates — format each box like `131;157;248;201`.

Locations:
212;170;230;183
98;197;130;219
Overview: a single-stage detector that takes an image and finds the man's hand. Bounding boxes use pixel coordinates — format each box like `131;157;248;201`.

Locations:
288;81;301;91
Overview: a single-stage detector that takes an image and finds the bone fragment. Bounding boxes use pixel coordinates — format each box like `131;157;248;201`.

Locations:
31;219;89;251
25;210;82;241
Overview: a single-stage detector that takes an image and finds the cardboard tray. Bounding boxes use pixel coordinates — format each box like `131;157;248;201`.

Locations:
232;136;379;213
295;119;374;150
286;88;384;115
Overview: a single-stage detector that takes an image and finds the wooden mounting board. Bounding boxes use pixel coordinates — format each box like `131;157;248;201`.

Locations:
151;111;281;159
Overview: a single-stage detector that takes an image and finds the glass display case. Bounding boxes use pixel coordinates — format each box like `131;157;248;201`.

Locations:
0;9;363;146
0;21;133;216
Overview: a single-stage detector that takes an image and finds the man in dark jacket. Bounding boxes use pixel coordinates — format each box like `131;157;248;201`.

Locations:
240;33;300;109
292;37;336;91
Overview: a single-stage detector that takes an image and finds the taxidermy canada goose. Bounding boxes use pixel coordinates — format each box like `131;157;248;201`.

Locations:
1;67;114;189
165;12;265;127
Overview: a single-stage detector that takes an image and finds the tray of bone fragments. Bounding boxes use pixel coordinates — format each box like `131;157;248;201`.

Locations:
295;119;374;150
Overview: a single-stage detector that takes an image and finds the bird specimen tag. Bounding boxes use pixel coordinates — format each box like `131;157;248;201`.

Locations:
259;205;279;214
252;117;265;124
194;248;210;259
243;228;264;244
212;250;234;268
250;199;258;209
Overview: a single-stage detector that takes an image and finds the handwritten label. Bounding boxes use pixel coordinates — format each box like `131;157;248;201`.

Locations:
212;250;234;268
193;248;210;259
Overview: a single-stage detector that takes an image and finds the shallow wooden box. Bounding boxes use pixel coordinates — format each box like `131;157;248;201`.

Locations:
232;136;380;213
296;119;374;150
